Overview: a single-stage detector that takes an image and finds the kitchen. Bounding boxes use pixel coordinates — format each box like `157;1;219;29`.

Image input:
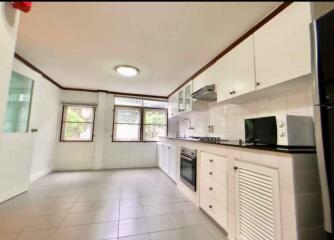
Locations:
0;2;333;240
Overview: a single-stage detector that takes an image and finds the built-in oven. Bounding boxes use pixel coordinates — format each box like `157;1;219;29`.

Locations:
180;147;197;191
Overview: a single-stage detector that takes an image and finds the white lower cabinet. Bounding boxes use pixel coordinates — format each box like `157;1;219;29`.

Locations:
158;143;177;181
200;152;228;230
235;161;281;240
160;139;322;240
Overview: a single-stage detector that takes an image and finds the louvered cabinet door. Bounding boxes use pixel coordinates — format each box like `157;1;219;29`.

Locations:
235;161;281;240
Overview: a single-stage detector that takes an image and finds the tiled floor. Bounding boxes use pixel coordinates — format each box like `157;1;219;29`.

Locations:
0;168;228;240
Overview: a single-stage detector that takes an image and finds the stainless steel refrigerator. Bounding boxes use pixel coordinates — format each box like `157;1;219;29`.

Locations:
311;3;334;239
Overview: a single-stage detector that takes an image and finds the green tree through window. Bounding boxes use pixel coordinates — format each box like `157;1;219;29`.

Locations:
61;105;95;141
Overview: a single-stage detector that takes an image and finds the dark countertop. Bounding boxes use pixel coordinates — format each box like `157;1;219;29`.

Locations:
161;137;316;154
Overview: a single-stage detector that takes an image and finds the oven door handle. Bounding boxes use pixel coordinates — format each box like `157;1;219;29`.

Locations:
180;155;195;162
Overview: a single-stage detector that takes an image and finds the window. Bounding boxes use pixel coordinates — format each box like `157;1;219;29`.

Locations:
113;96;167;142
113;106;141;142
60;105;95;142
3;71;34;133
143;108;167;141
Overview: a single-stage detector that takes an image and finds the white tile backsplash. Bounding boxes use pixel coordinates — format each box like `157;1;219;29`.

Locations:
177;86;313;140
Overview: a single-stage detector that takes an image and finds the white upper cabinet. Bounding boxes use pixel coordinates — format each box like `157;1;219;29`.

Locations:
254;2;312;90
192;74;207;94
192;66;216;94
168;81;193;118
184;83;192;112
216;35;256;102
168;92;178;118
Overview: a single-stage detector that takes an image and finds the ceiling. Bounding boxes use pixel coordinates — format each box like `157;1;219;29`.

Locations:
16;2;280;96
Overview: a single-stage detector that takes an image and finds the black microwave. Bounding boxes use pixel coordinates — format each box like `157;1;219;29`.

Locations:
245;116;277;145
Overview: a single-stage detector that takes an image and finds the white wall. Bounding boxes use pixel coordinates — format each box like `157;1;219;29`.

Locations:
12;59;61;182
178;80;314;140
0;3;28;202
54;90;157;170
54;90;97;170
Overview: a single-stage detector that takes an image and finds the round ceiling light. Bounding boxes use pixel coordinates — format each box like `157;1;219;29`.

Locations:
115;65;139;77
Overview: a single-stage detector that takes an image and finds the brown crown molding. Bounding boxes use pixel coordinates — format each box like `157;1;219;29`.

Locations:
168;2;293;97
14;53;63;89
14;53;168;99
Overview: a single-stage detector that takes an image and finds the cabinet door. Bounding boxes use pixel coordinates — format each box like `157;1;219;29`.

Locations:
254;2;312;89
216;55;234;102
231;36;256;98
163;146;169;174
168;92;178;118
184;82;192;112
216;35;255;102
158;144;163;168
235;161;281;240
169;148;177;181
160;145;166;172
177;89;185;113
168;97;173;118
192;73;207;94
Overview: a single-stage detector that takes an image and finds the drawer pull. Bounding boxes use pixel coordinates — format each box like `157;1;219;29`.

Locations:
209;187;213;191
209;159;213;163
209;205;213;209
209;172;213;175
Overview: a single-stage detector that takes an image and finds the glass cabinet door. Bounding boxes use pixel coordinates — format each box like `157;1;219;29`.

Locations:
178;89;185;112
184;84;192;112
3;71;34;133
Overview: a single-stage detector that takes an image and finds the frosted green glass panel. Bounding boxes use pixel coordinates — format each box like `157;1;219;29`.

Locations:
3;71;34;133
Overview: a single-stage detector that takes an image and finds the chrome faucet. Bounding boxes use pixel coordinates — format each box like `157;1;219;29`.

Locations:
183;118;194;130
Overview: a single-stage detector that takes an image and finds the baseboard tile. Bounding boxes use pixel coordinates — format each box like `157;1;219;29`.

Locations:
30;168;52;183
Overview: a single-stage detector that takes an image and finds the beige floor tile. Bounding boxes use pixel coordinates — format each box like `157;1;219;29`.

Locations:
85;221;118;239
150;230;182;240
0;232;20;240
0;169;228;240
146;215;175;233
120;206;145;220
119;234;150;240
0;217;36;234
16;229;56;240
93;208;119;223
143;204;170;217
177;225;215;240
170;212;203;228
118;219;148;238
61;212;95;227
52;225;88;240
28;214;66;230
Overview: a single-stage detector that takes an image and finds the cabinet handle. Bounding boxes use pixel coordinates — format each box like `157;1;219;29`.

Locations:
209;159;213;163
234;166;238;171
209;187;213;191
256;82;260;86
209;205;213;209
209;172;213;175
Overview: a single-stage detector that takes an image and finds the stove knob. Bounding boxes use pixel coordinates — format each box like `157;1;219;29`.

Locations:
209;172;213;175
209;159;213;163
209;205;213;208
209;187;213;191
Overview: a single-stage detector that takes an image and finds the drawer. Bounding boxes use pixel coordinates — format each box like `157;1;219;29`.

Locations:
201;152;228;172
200;191;215;217
200;192;227;229
201;179;227;206
202;167;227;187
